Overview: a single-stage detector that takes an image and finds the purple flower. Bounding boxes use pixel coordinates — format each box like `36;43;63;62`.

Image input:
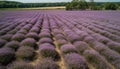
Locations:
39;37;53;44
39;44;60;60
4;41;20;51
41;29;50;33
0;39;7;48
93;42;120;69
30;27;40;33
0;47;15;65
20;38;37;49
26;32;39;40
56;39;68;47
107;41;120;53
67;34;82;43
15;46;35;61
64;53;89;69
83;50;111;69
17;29;28;34
7;61;34;69
92;33;111;44
7;29;18;34
39;43;55;49
1;34;13;41
74;41;90;54
12;33;25;42
35;58;59;69
60;44;77;54
22;25;31;31
39;32;51;38
84;36;95;45
54;34;66;40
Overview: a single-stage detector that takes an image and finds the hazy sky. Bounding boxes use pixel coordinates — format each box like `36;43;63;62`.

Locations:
2;0;120;3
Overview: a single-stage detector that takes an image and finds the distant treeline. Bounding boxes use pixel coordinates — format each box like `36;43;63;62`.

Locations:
0;1;67;8
66;0;120;10
0;1;120;10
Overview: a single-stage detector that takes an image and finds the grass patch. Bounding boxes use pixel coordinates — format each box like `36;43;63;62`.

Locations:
0;6;65;10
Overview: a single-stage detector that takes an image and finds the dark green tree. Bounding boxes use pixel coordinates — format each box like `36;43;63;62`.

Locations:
66;0;88;10
104;2;118;10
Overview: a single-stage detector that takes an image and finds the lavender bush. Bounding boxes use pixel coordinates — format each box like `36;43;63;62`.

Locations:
0;39;7;48
107;41;120;53
39;37;53;44
83;50;111;69
1;34;13;41
17;29;28;34
64;53;89;69
15;46;35;61
26;32;39;40
4;41;20;51
39;32;51;38
12;33;25;42
54;34;66;40
0;47;15;65
39;44;60;60
74;41;90;54
56;39;68;47
20;38;37;49
30;27;40;33
35;58;59;69
7;61;34;69
60;44;77;54
0;10;120;69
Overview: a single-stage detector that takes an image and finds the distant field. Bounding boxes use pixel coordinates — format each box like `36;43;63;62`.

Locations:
0;6;65;10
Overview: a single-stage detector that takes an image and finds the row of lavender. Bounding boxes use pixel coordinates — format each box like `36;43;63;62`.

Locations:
0;10;120;69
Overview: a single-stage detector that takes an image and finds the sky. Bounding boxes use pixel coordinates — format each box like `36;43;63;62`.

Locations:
1;0;120;3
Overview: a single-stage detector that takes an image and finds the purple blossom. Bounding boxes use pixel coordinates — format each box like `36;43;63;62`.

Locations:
39;32;51;38
39;37;53;44
26;32;39;40
0;39;7;48
60;44;77;54
7;29;18;34
54;34;65;40
56;39;68;47
64;53;89;69
107;41;120;53
41;29;50;33
4;41;20;51
73;41;90;54
12;33;25;42
1;34;13;41
7;61;34;69
20;38;37;49
17;29;28;34
67;34;82;43
83;50;111;69
30;27;40;33
39;43;55;49
15;46;35;61
0;47;15;65
35;58;59;69
39;44;60;60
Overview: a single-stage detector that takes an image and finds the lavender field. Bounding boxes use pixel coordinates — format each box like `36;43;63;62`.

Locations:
0;10;120;69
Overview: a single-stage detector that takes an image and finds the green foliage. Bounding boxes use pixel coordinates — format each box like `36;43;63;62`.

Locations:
66;0;120;10
66;0;88;10
104;2;118;10
90;6;103;10
0;1;67;8
0;1;120;10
